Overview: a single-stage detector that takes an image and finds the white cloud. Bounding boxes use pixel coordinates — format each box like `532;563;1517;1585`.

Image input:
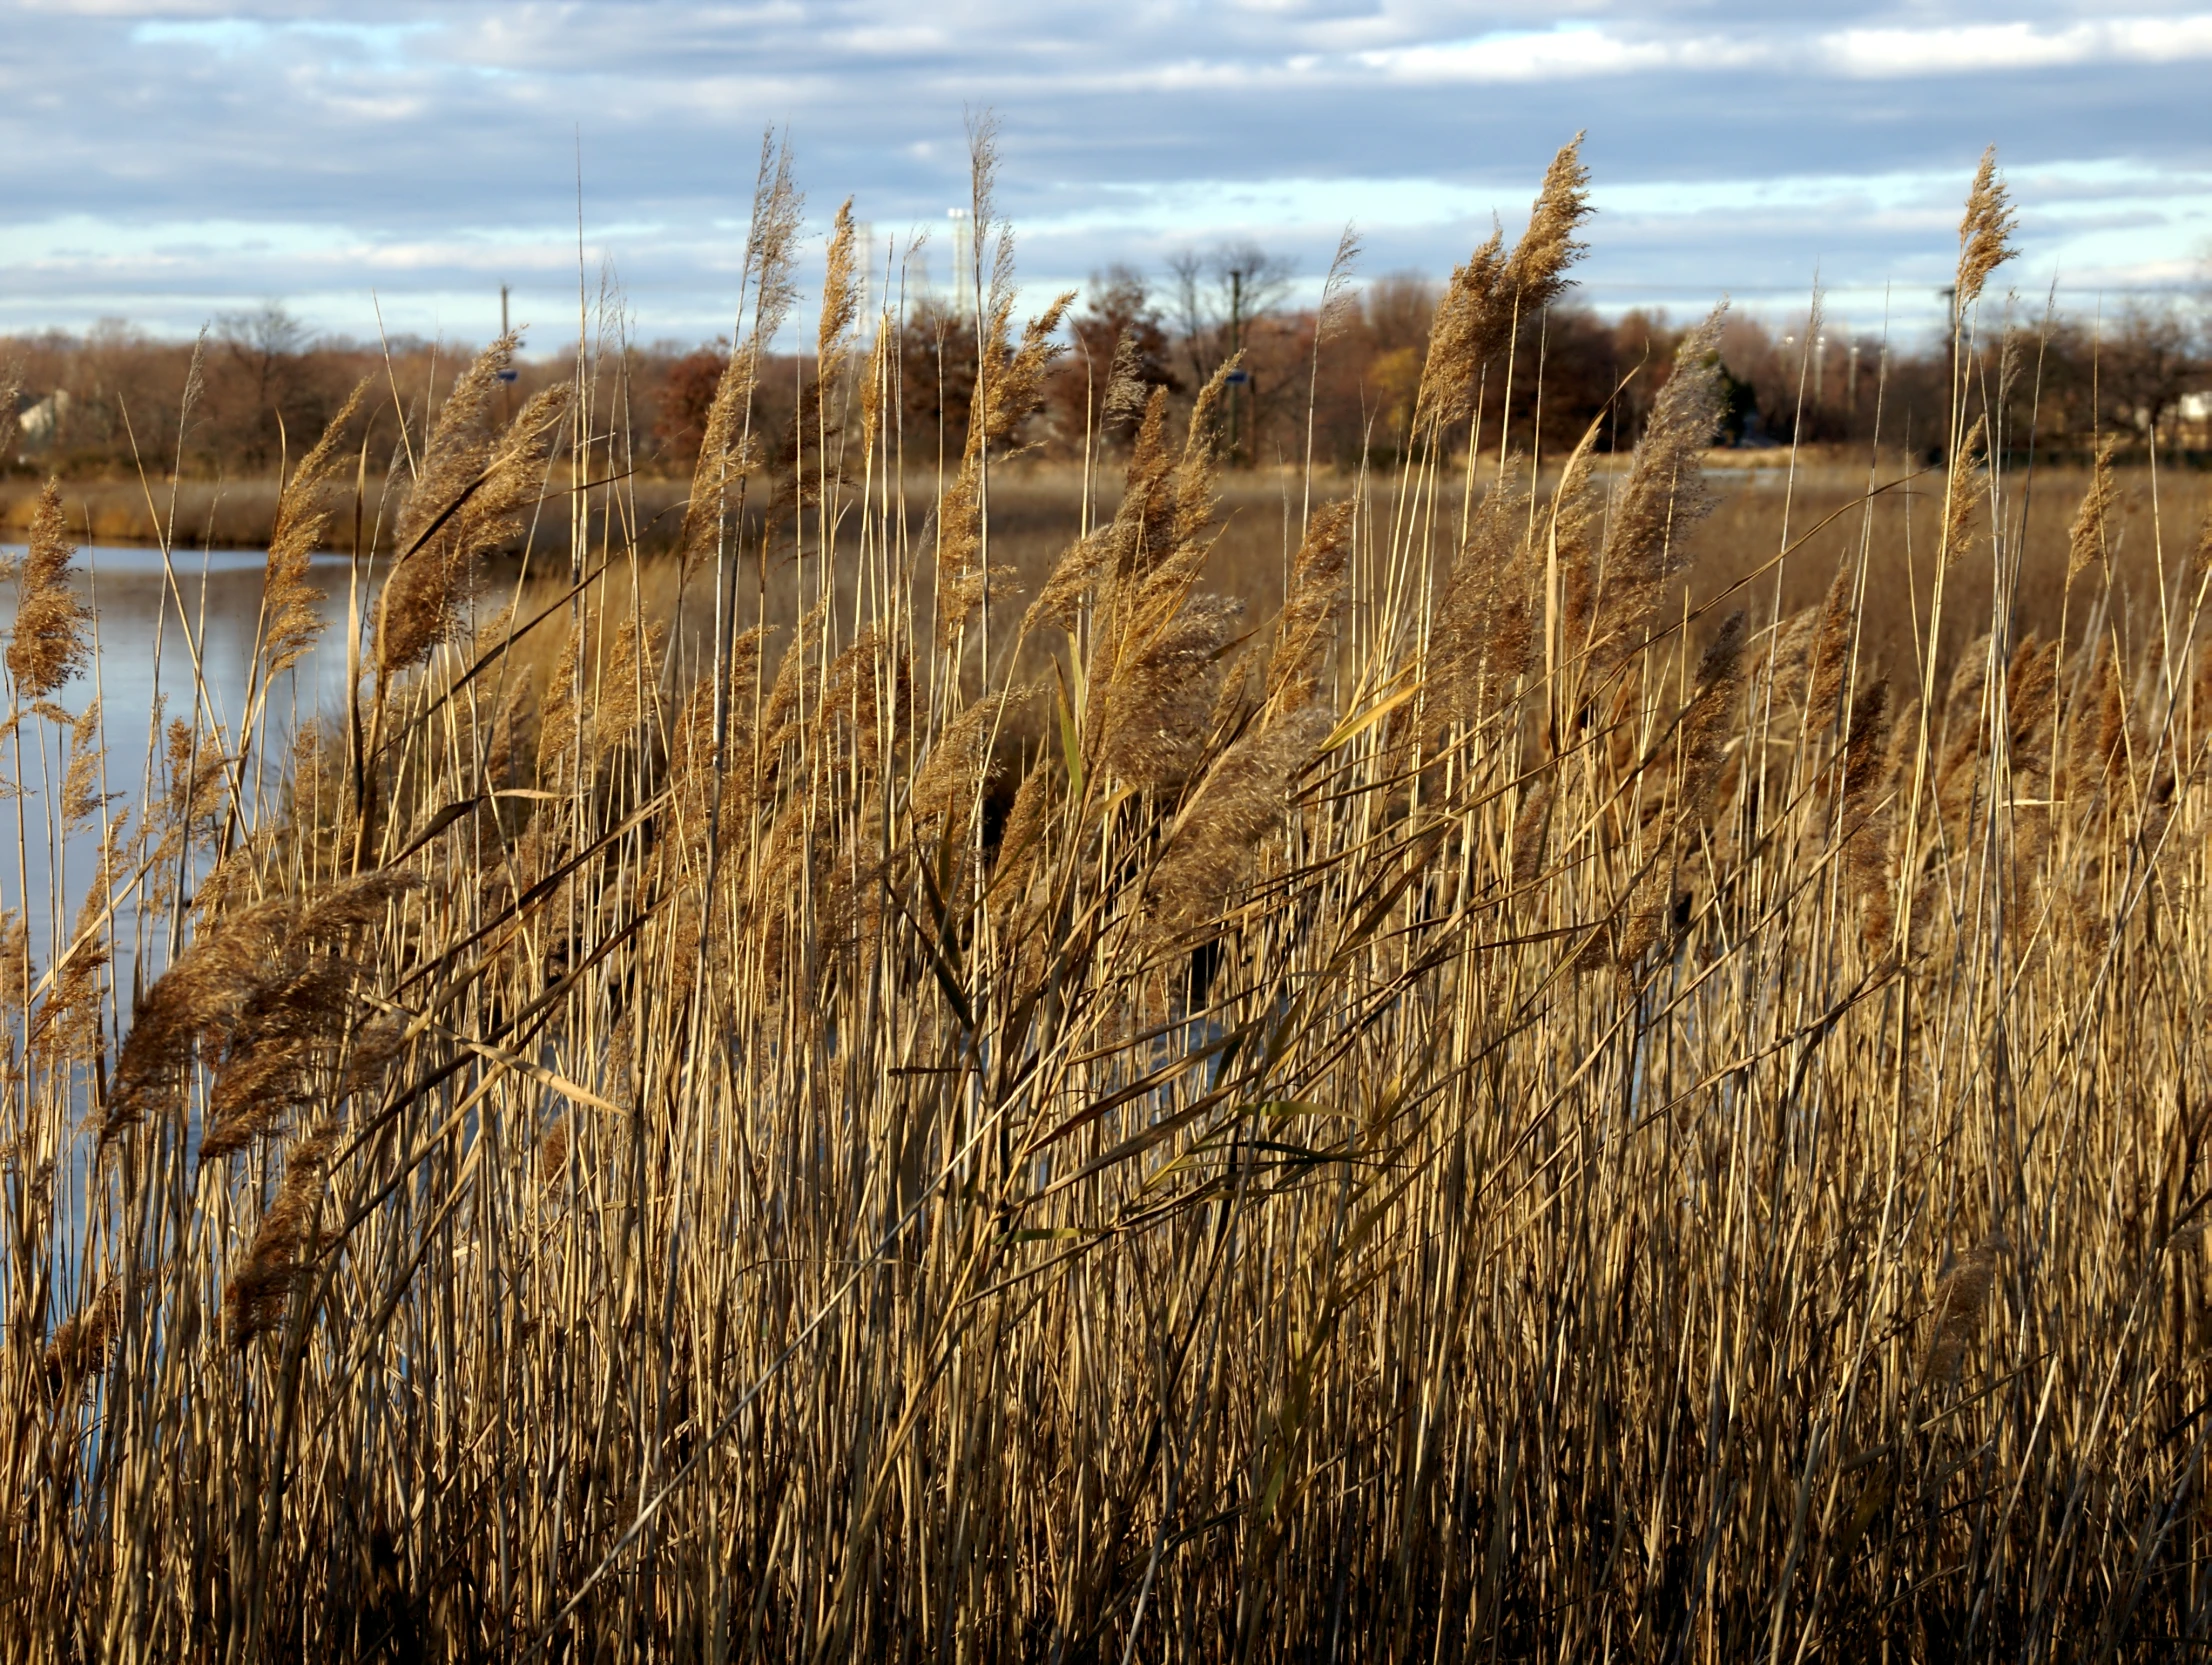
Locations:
1358;24;1766;83
2;0;2209;339
1821;16;2212;77
1348;12;2212;87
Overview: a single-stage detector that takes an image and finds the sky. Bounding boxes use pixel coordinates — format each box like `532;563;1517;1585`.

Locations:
2;1;2209;350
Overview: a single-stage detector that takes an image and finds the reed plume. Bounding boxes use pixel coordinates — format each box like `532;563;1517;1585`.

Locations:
1937;414;1988;567
1841;678;1896;949
7;480;90;701
1508;774;1552;891
1412;229;1505;434
377;339;571;681
2066;436;2119;588
0;910;30;1021
1101;329;1153;433
1027;526;1115;635
1096;594;1244;791
1082;365;1251;789
1923;1234;2007;1385
935;291;1076;649
911;693;1005;841
104;871;407;1155
1150;706;1330;942
224;1121;338;1347
42;1280;121;1392
58;699;103;831
1500;133;1593;315
260;377;370;679
1265;501;1352;712
2067;640;2127;815
1580;307;1726;669
681;132;803;576
1593;611;1745;974
1675;610;1747;820
1805;558;1857;731
1434;467;1536;723
1955;147;2018;313
992;759;1056;890
817;198;861;380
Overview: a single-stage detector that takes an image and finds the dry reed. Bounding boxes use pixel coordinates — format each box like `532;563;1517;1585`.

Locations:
4;142;2212;1665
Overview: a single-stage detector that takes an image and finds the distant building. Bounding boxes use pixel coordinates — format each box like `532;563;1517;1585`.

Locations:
16;389;69;445
2178;391;2212;450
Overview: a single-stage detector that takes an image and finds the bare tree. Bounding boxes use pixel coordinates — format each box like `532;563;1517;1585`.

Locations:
1168;241;1296;460
2099;299;2201;449
214;302;315;470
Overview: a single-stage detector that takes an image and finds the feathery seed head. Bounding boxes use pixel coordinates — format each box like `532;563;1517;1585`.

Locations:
1432;471;1537;726
1924;1233;2007;1384
1677;610;1748;821
8;480;91;700
1586;306;1727;664
1149;705;1328;942
380;347;569;682
1502;135;1593;315
225;1123;338;1346
2066;437;2119;587
60;699;104;831
1101;331;1152;432
1099;594;1245;791
818;198;861;371
1414;226;1506;433
858;315;894;464
1266;501;1354;713
261;376;370;678
44;1279;123;1391
0;910;29;1018
1955;148;2018;314
1806;560;1857;730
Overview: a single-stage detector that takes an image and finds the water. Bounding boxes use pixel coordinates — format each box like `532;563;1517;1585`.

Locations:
0;544;357;1309
0;543;353;960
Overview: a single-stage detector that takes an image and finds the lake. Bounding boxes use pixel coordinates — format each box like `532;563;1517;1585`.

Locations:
0;543;352;983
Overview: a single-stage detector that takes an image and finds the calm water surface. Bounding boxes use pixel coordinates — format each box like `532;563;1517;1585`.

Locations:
0;543;352;966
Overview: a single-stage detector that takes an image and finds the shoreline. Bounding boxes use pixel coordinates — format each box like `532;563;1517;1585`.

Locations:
0;448;1966;552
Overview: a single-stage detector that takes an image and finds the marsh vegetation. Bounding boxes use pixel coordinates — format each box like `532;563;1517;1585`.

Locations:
4;138;2212;1660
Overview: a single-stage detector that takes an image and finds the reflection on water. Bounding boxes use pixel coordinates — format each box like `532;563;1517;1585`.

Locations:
0;543;353;978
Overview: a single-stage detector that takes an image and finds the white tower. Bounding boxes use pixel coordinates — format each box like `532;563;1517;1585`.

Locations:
947;207;974;324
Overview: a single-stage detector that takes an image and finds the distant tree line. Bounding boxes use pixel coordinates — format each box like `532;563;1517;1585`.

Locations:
7;274;2208;485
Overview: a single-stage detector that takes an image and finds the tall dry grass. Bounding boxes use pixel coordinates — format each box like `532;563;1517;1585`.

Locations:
6;137;2212;1663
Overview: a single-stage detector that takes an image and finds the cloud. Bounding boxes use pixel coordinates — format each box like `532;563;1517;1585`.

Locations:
1358;24;1762;82
1354;12;2212;85
0;1;2206;340
1820;17;2212;76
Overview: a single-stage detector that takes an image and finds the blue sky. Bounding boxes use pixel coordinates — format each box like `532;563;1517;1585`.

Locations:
3;1;2208;348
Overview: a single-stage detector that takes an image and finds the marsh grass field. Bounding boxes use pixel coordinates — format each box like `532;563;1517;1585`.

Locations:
8;136;2212;1662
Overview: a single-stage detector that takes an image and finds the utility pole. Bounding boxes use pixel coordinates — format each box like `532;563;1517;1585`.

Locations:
1940;284;1960;439
1229;265;1244;457
499;285;514;420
